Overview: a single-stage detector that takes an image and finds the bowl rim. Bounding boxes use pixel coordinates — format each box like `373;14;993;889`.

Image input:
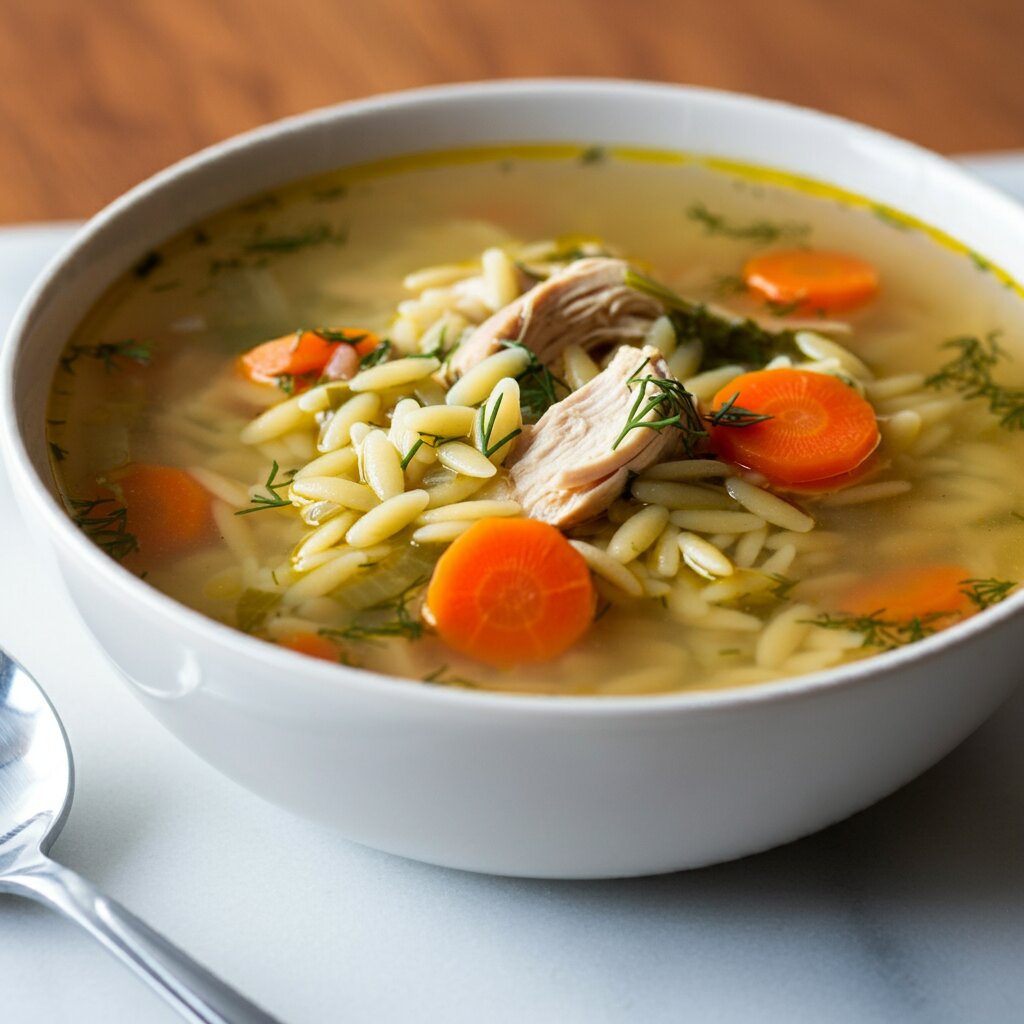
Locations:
5;76;1024;718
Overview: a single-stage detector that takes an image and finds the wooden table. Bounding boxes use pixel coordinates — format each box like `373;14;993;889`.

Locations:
1;0;1022;223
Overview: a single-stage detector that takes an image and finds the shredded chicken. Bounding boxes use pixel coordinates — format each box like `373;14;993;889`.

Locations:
447;257;662;377
507;345;688;528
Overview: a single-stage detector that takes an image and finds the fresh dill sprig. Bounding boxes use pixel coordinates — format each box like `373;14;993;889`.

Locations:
687;202;809;244
310;327;372;346
500;340;568;422
612;357;706;454
322;577;428;644
477;392;522;459
235;461;295;515
60;338;152;375
807;610;945;650
423;665;481;689
705;392;773;428
769;574;798;601
925;333;1024;429
960;577;1017;610
244;223;348;253
625;268;798;371
359;339;392;368
400;438;426;470
68;496;139;561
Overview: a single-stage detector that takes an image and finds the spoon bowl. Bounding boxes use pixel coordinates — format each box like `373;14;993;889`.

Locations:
0;647;280;1024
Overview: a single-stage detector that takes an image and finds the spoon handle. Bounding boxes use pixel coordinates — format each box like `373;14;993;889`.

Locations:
9;857;282;1024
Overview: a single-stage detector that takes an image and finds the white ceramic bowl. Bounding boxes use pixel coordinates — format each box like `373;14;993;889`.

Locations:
4;80;1024;879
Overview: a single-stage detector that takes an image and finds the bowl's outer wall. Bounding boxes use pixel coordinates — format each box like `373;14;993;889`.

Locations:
6;81;1024;876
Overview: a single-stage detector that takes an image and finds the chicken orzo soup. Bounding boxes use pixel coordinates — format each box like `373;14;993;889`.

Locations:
47;144;1024;694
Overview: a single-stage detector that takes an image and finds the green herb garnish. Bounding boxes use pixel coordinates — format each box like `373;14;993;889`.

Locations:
625;269;798;370
687;201;809;244
960;577;1016;610
807;610;945;650
60;339;152;375
321;577;427;644
705;392;773;428
612;356;705;454
68;496;139;561
133;251;162;278
499;340;567;422
925;333;1024;429
579;145;607;165
245;223;347;254
49;441;68;462
477;392;522;459
359;339;392;368
423;665;481;689
235;461;295;515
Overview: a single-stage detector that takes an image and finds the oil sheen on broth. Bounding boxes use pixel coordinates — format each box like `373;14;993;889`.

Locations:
46;145;1024;695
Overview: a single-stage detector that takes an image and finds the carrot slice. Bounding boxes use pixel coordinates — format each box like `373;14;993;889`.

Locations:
104;463;215;559
239;328;380;384
279;631;340;662
708;369;880;486
744;249;879;312
425;518;596;668
840;564;974;622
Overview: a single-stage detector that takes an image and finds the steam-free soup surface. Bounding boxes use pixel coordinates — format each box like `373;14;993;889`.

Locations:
47;145;1024;694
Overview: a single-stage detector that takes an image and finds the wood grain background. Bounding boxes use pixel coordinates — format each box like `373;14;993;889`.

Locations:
1;0;1022;223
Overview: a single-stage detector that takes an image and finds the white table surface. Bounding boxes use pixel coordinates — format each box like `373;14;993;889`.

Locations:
3;156;1024;1024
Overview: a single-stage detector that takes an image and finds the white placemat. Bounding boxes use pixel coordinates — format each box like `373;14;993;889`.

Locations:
2;158;1024;1024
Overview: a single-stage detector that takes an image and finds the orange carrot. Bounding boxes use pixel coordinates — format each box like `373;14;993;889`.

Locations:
425;518;596;668
239;328;380;384
840;564;974;622
708;368;880;486
103;463;215;559
278;631;340;662
743;249;879;312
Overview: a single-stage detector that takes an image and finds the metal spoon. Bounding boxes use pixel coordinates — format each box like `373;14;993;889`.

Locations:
0;648;282;1023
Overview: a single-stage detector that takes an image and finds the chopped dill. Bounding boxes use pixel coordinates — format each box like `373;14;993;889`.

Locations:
240;194;281;213
235;461;295;515
360;339;392;368
765;297;804;317
871;205;911;231
712;273;748;297
245;223;348;254
477;392;522;458
423;665;481;689
67;496;138;561
49;441;68;462
960;577;1016;610
625;269;798;370
500;340;568;422
60;338;152;375
687;201;809;244
400;438;426;470
968;251;992;273
769;574;798;601
807;610;946;650
322;577;427;644
579;145;607;165
133;250;163;278
311;327;372;346
925;332;1024;429
612;356;706;454
236;589;282;633
705;392;773;428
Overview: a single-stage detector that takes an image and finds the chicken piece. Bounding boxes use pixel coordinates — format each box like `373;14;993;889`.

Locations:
507;345;693;528
447;257;662;377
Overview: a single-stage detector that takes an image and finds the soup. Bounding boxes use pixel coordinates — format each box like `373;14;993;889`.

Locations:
46;144;1024;695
